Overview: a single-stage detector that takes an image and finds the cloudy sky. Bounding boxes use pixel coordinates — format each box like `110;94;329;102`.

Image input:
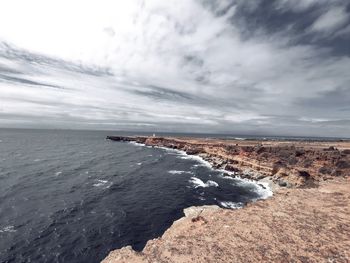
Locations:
0;0;349;137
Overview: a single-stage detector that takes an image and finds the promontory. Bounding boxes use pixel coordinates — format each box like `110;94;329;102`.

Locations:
103;136;350;263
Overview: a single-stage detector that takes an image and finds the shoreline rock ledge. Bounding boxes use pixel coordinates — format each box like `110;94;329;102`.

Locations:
107;135;350;187
102;136;350;263
102;179;350;263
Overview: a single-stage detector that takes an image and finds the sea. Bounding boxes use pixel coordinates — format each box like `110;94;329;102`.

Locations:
0;128;275;262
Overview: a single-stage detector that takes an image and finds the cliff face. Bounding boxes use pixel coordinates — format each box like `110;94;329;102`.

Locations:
102;178;350;263
107;136;350;187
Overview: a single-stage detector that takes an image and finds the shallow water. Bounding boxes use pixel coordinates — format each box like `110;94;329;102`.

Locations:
0;129;271;263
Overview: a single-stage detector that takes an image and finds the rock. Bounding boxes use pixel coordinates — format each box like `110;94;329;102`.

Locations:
288;156;298;165
102;246;147;263
325;146;336;151
256;146;265;154
332;169;343;176
185;148;200;155
183;205;220;218
336;160;350;169
319;166;332;175
256;174;267;180
278;180;288;187
298;171;311;178
295;150;305;157
302;159;313;168
225;164;240;172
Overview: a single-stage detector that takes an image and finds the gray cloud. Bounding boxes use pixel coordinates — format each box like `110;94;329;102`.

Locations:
296;86;350;110
0;0;349;138
0;73;64;90
130;85;195;102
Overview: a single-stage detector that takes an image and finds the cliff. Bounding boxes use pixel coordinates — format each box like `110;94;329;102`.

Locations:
102;178;350;263
107;136;350;187
103;136;350;263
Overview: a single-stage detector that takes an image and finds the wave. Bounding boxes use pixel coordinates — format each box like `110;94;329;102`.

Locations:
189;177;219;188
236;178;273;200
177;154;213;169
0;225;16;233
128;141;153;149
168;170;193;175
127;140;274;203
129;141;145;147
93;179;109;188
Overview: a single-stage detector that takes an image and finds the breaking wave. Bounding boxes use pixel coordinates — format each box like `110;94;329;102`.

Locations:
189;177;219;188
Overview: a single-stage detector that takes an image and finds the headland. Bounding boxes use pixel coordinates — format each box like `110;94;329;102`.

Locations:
103;136;350;262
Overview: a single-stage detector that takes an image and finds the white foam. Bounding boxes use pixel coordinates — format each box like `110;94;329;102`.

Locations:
217;170;239;179
217;170;273;200
127;139;273;200
235;177;273;200
219;201;244;209
189;177;219;188
55;171;62;176
177;154;213;169
128;141;212;169
129;141;145;147
206;180;219;187
93;179;109;187
136;162;142;166
168;170;184;174
168;170;193;175
33;159;41;162
0;225;16;233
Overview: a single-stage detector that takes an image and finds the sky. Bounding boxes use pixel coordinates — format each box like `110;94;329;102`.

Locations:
0;0;349;137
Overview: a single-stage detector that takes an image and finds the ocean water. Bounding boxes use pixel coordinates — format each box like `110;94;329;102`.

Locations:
0;129;271;263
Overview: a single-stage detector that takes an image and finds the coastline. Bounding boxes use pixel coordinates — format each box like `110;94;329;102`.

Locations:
106;135;350;187
102;136;350;263
129;139;276;197
103;178;350;263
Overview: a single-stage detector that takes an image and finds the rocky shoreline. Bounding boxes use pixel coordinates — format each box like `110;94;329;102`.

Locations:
107;135;350;188
103;136;350;263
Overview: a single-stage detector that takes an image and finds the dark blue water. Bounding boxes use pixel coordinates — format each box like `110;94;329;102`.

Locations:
0;129;271;263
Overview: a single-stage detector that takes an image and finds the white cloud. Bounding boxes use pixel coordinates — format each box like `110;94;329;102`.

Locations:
276;0;319;12
0;0;349;137
311;6;349;33
275;0;344;13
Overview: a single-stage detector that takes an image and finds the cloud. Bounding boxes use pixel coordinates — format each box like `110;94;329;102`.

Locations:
310;6;349;33
275;0;344;13
0;0;349;137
